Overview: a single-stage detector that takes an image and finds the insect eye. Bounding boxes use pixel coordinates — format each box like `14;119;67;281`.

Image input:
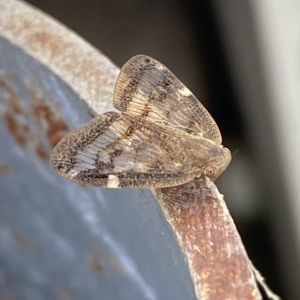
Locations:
204;166;216;179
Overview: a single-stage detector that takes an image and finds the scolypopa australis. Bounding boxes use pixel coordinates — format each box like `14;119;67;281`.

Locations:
50;55;231;188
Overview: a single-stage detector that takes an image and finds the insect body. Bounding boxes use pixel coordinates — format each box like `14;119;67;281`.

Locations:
50;55;231;188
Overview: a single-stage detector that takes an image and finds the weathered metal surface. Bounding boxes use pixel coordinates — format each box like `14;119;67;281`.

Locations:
0;0;118;115
0;1;266;300
155;178;261;300
0;36;196;300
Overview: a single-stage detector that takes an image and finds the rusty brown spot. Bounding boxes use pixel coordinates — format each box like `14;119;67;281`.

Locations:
3;110;28;148
48;118;69;147
89;246;105;274
28;30;74;66
0;75;22;114
0;76;29;148
89;256;104;274
29;32;63;58
31;32;55;45
0;162;10;175
29;87;69;148
35;140;48;159
0;76;69;155
19;19;32;31
11;232;38;252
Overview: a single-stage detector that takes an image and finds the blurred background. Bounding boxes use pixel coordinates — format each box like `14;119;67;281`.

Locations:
2;0;300;299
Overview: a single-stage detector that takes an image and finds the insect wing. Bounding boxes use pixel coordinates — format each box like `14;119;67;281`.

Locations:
114;55;222;144
50;112;194;188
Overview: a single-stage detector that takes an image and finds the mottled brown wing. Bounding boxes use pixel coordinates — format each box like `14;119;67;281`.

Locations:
114;55;222;144
50;112;194;188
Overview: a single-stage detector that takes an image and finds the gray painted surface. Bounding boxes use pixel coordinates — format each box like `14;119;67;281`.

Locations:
0;37;196;300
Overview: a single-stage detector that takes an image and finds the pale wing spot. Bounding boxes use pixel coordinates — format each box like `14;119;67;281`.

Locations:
156;63;164;70
107;174;120;188
114;161;150;173
178;86;192;97
113;154;136;172
130;162;150;172
68;169;78;178
98;156;111;164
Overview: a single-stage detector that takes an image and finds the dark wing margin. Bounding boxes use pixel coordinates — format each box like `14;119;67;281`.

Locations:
113;55;222;144
50;112;194;188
